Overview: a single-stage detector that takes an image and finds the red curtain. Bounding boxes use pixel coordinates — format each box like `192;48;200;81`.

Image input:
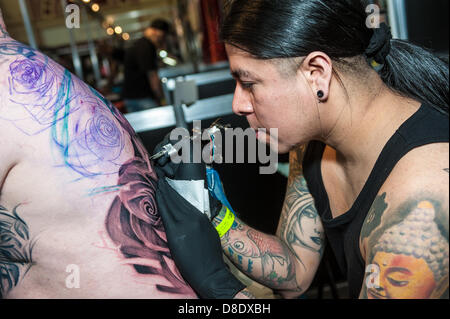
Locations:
200;0;227;64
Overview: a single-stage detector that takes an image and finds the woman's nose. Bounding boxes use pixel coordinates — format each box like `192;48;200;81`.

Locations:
232;85;254;116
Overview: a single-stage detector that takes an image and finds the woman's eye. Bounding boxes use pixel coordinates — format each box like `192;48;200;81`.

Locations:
241;82;254;90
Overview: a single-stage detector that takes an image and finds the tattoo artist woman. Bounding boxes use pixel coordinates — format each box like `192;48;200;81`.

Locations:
153;0;449;299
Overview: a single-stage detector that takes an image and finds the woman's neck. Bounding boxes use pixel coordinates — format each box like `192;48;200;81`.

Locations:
323;81;421;173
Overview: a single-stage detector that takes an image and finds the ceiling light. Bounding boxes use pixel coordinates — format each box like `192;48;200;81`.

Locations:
91;3;100;12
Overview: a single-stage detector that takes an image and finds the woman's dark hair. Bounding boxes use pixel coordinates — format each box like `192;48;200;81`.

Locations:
220;0;449;116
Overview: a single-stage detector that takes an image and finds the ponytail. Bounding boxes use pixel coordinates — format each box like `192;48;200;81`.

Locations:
380;39;449;116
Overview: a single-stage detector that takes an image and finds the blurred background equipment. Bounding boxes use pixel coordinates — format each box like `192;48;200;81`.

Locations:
0;0;232;113
2;0;446;114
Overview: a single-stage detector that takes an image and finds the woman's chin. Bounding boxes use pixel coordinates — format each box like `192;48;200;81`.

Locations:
274;142;293;155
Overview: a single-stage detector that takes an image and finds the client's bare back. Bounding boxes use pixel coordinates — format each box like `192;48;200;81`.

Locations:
0;37;196;298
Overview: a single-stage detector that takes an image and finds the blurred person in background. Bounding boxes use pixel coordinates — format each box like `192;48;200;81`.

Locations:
122;19;170;113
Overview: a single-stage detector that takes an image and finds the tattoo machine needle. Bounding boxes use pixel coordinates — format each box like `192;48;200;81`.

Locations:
149;143;178;161
149;119;231;161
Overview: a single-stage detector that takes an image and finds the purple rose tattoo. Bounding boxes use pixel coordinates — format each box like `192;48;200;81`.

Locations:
10;59;44;90
7;57;78;130
112;106;152;170
65;99;130;177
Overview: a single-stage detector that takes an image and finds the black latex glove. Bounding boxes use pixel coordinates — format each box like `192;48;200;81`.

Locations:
152;131;245;298
153;131;204;180
152;132;223;220
155;173;246;299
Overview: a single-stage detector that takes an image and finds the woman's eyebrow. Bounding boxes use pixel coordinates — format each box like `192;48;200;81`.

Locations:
231;69;261;81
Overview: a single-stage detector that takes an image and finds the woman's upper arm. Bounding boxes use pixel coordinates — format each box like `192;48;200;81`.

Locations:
359;150;449;299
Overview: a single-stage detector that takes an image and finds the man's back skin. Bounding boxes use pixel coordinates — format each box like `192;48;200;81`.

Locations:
0;22;196;298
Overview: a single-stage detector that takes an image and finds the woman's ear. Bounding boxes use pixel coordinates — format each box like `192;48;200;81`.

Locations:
299;51;333;101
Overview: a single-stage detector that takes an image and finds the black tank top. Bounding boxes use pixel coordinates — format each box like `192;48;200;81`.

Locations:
303;104;449;298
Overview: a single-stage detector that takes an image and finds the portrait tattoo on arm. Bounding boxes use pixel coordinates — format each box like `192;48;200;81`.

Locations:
218;145;324;294
0;205;37;298
278;146;325;268
361;195;449;299
282;177;324;258
286;145;307;187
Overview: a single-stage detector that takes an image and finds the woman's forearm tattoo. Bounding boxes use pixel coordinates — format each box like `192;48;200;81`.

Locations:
216;214;303;293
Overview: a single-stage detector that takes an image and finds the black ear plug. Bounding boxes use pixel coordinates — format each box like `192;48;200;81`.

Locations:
317;90;324;99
